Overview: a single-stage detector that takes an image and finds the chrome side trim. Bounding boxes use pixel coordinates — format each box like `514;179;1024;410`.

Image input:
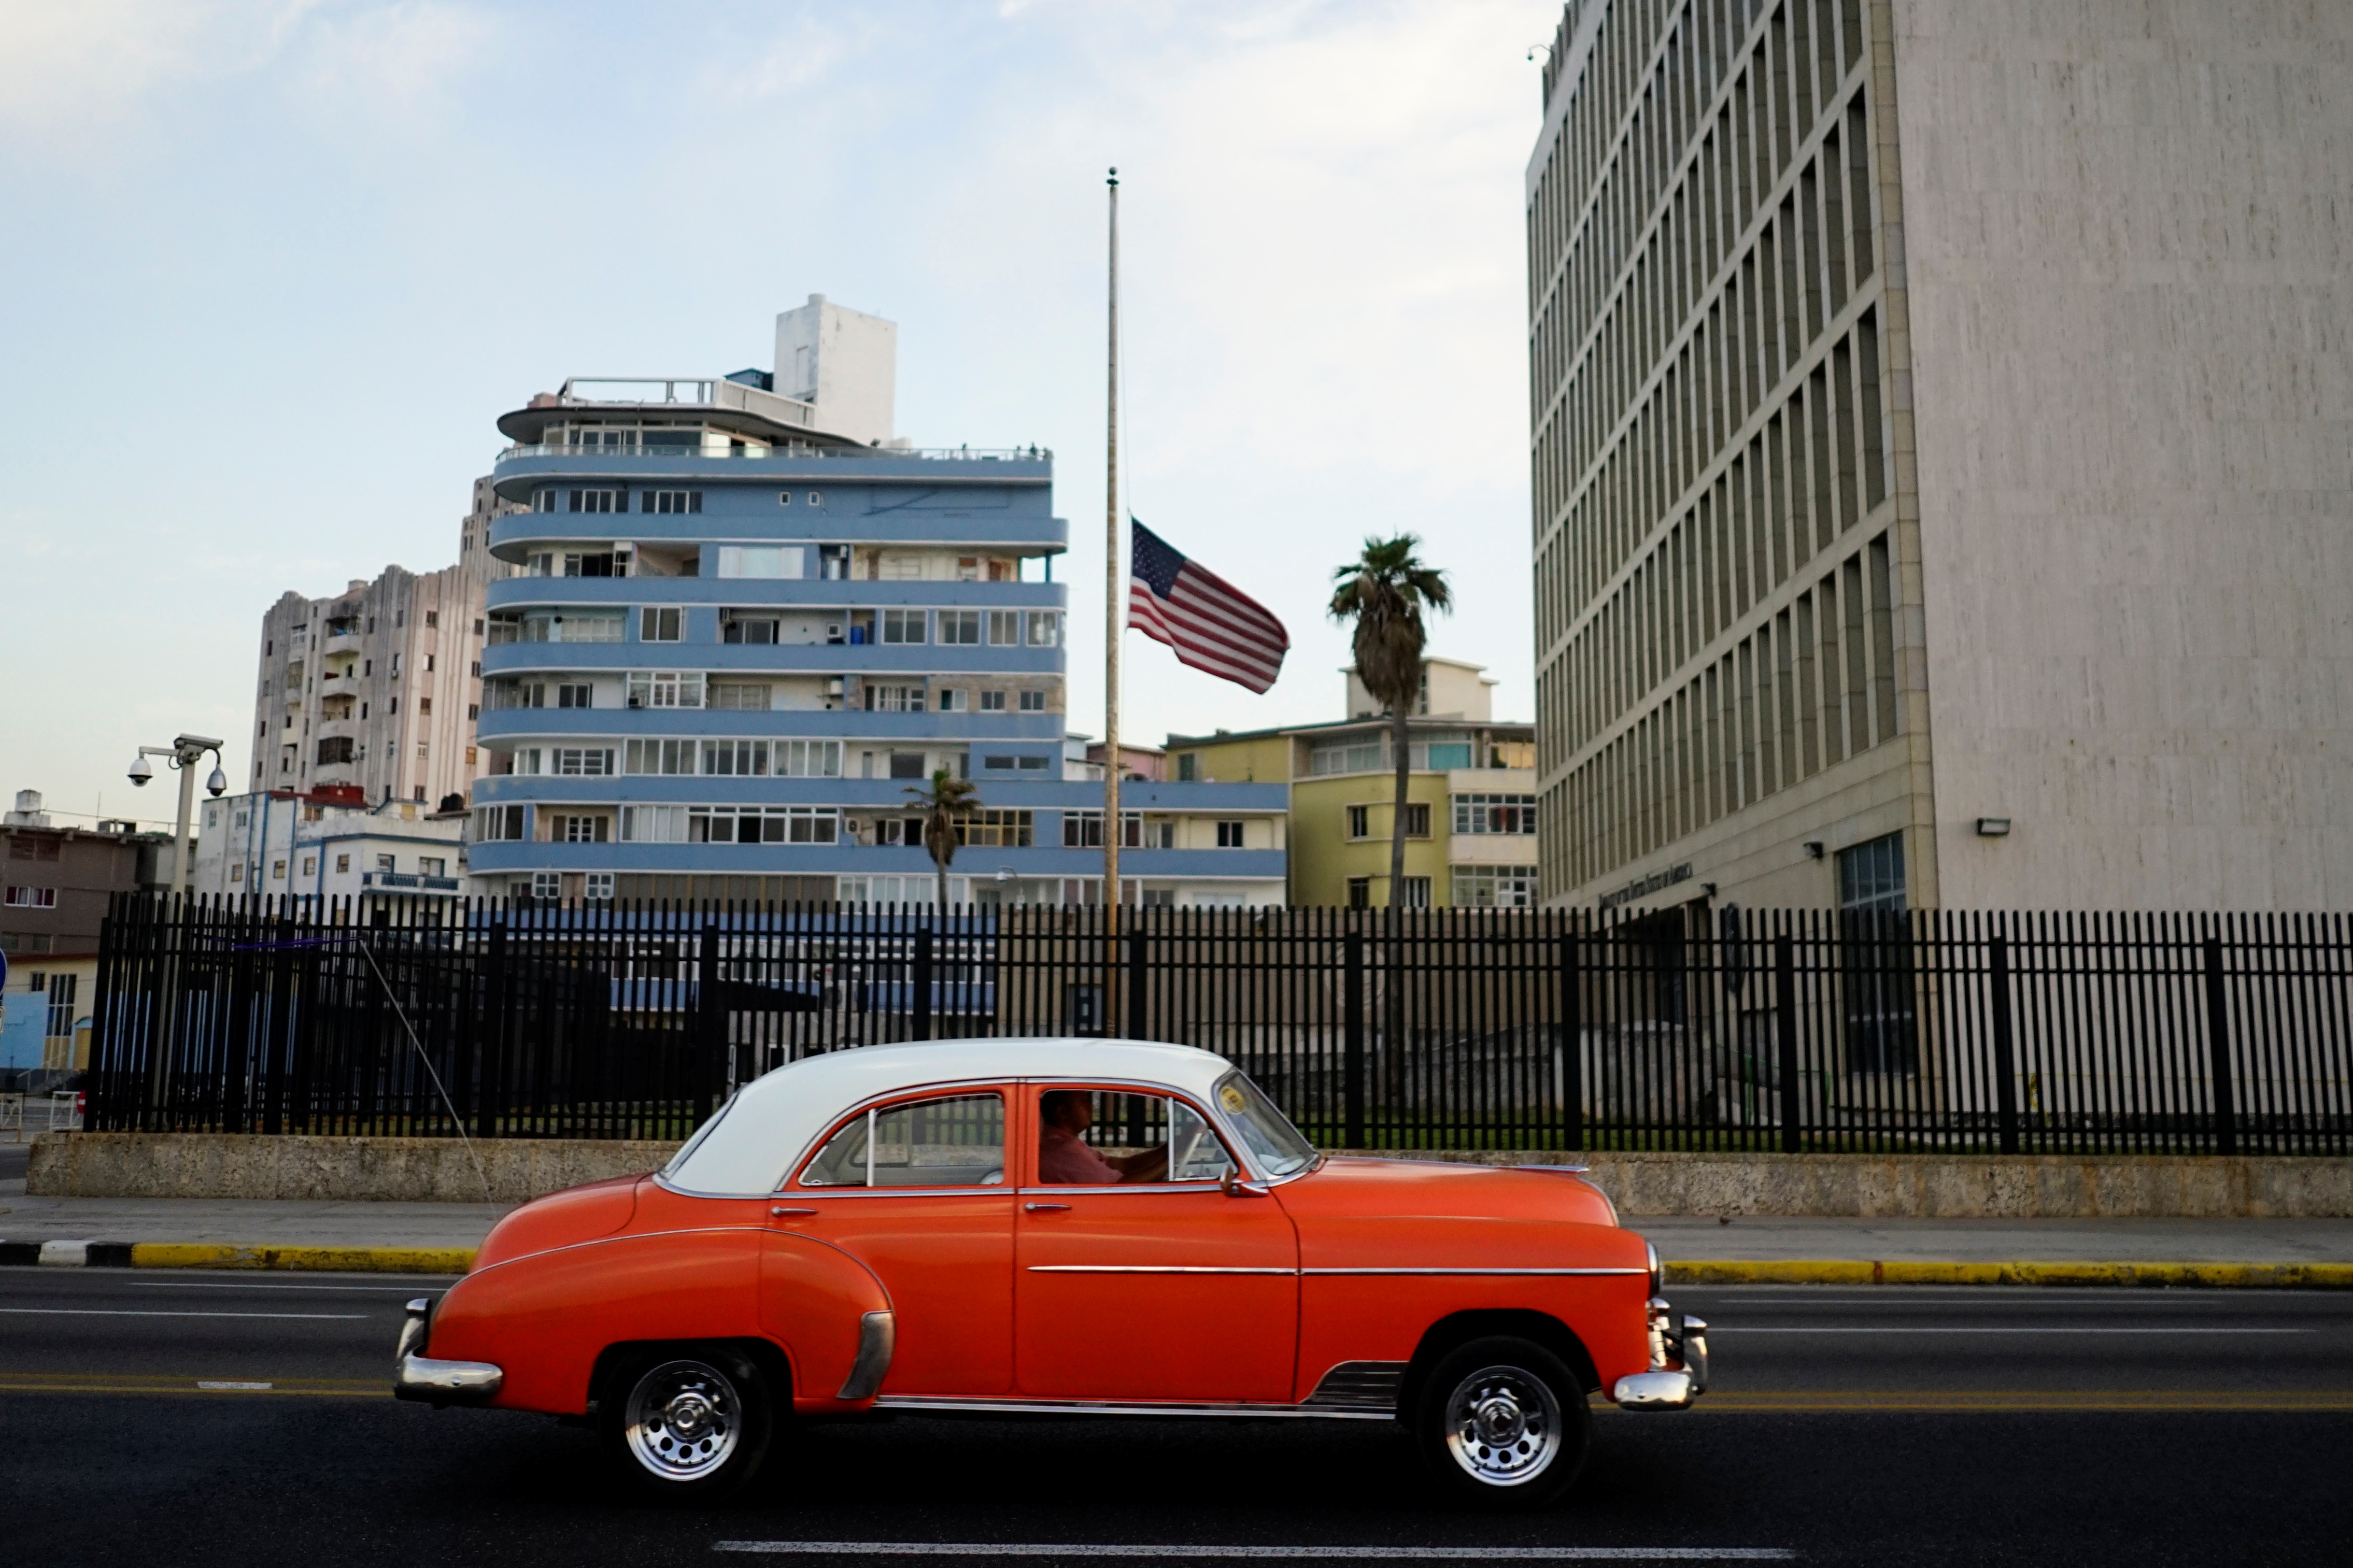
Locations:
1303;1360;1407;1412
837;1309;896;1401
871;1395;1393;1422
1301;1266;1646;1277
1014;1185;1229;1197
395;1355;505;1401
1025;1265;1295;1276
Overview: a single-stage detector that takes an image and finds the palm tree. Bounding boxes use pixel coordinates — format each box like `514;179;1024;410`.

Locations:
1329;535;1452;907
904;769;982;909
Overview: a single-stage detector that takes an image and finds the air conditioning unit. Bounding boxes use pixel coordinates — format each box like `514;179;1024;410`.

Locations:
825;678;845;696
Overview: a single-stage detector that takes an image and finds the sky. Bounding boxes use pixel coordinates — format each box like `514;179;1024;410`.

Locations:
0;0;1558;831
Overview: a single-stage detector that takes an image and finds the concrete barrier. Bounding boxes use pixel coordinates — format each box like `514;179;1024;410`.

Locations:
1379;1149;2353;1218
26;1132;681;1205
27;1133;2353;1217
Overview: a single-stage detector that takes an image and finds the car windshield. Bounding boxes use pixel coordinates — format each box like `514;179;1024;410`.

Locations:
1210;1071;1317;1177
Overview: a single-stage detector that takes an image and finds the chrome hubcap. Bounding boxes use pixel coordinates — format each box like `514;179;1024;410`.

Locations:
1443;1365;1562;1486
624;1360;742;1481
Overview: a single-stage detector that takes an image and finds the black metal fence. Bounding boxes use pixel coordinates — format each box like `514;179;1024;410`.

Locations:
87;895;2353;1154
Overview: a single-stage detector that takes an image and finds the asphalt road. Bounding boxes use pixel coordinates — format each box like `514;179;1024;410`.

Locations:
2;1267;2347;1566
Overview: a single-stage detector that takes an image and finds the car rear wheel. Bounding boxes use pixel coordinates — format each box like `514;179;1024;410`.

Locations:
1413;1336;1590;1507
603;1350;772;1503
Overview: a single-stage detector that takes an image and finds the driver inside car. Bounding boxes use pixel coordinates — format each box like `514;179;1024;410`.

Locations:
1036;1089;1170;1184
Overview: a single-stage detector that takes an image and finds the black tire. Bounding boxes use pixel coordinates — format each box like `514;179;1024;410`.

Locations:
601;1347;773;1504
1412;1335;1591;1508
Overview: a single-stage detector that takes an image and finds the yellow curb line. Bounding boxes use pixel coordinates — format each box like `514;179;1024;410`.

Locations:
127;1243;476;1274
1665;1259;2353;1289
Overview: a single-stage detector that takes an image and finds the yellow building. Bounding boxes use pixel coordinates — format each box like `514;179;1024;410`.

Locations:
1166;659;1536;908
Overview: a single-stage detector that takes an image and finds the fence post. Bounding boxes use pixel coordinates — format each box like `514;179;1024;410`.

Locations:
696;923;724;1123
1775;931;1801;1154
1343;930;1366;1150
1989;934;2020;1156
2202;934;2237;1157
1125;927;1147;1040
912;926;934;1042
1561;930;1585;1152
477;920;507;1140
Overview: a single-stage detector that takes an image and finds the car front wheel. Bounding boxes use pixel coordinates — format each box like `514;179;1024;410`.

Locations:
603;1350;772;1503
1413;1336;1590;1507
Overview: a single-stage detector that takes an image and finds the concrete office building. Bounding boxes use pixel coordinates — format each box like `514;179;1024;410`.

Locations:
251;477;520;806
1527;0;2353;915
468;295;1285;906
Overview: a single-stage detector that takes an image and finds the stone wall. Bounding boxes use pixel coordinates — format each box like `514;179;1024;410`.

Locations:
29;1132;2353;1216
27;1132;681;1205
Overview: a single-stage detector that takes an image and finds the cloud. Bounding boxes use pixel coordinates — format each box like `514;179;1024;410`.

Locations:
0;0;495;145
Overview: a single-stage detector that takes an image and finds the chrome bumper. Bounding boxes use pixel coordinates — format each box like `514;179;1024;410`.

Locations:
392;1295;504;1404
1612;1297;1708;1412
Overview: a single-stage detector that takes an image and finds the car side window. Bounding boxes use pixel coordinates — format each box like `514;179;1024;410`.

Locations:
800;1092;1005;1188
1034;1089;1234;1186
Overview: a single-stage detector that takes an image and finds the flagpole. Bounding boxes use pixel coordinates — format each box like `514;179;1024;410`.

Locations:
1103;167;1123;1001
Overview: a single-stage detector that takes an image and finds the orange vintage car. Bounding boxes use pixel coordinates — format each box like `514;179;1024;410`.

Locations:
394;1040;1706;1505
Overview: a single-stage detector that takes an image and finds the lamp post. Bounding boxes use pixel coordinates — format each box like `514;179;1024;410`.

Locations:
127;735;227;899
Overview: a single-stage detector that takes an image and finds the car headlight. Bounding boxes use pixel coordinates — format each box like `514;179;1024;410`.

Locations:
1647;1238;1665;1296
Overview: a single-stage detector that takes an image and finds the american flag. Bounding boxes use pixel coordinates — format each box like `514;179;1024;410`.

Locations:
1127;519;1290;694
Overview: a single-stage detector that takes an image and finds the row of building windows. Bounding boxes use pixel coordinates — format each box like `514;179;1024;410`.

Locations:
473;803;1261;852
493;607;1064;647
529;488;840;514
1541;530;1899;892
1534;126;1881;640
1337;796;1541;840
1530;0;1865;367
1541;308;1886;765
1340;868;1542;910
494;671;1048;711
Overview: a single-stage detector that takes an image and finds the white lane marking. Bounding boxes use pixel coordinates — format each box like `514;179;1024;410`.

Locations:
1713;1326;2311;1334
0;1308;370;1320
195;1381;274;1391
125;1281;434;1292
1680;1294;2275;1305
713;1547;1794;1561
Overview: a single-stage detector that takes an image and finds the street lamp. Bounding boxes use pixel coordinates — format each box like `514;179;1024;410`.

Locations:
127;734;226;900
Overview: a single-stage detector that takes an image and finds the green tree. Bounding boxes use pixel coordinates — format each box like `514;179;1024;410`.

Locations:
1329;535;1452;906
904;768;982;909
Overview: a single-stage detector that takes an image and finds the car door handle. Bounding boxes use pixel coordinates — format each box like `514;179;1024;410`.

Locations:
1024;1202;1070;1214
771;1206;817;1218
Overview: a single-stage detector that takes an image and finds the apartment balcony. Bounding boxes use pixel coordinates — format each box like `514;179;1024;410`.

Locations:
470;775;1283;813
488;504;1067;561
490;442;1051;506
479;640;1061;679
473;706;1067;748
363;872;462;894
486;577;1067;612
462;839;1284;883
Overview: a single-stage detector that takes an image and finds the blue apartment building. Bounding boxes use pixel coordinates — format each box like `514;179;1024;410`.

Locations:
467;296;1286;907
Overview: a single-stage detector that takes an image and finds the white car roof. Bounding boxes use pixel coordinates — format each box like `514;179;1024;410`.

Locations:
661;1037;1242;1197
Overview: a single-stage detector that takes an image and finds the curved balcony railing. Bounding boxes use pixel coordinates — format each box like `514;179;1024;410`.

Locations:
498;442;1052;464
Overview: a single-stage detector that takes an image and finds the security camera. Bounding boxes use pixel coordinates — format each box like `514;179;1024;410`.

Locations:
127;755;154;787
206;765;229;797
